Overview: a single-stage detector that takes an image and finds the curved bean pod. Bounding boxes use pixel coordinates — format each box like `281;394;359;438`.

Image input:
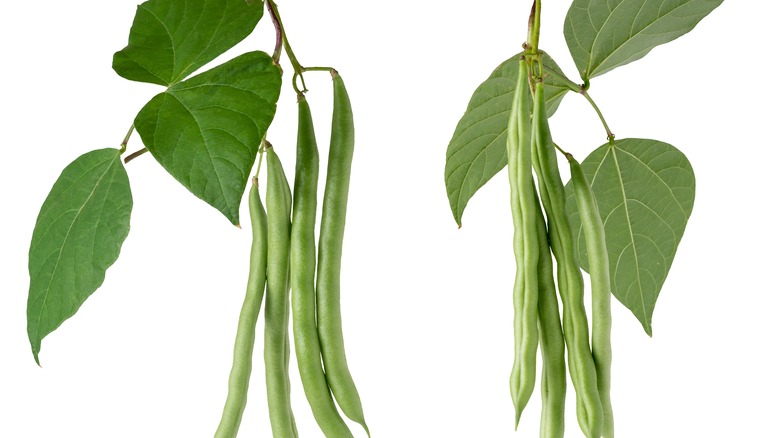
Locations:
280;152;298;438
291;94;354;438
531;81;603;438
506;58;540;427
265;147;297;438
534;191;566;438
569;154;613;438
214;176;268;438
316;71;369;435
284;278;299;438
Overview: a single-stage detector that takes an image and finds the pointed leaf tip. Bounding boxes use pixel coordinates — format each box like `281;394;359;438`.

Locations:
564;139;694;332
113;0;265;86
444;53;573;224
27;148;133;362
134;51;281;224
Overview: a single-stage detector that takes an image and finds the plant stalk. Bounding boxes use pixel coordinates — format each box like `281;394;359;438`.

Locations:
266;0;307;94
581;89;615;144
119;125;134;154
527;0;542;55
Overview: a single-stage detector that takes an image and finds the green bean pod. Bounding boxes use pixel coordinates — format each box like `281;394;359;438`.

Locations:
284;272;299;438
291;94;354;438
281;152;298;438
569;155;613;438
265;147;297;438
506;58;540;427
316;71;369;435
214;176;268;438
534;191;566;438
530;81;603;438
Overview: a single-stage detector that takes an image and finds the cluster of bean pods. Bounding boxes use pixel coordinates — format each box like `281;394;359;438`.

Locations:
214;71;368;438
507;52;613;438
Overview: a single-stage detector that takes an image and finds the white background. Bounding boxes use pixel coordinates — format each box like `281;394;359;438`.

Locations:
1;1;779;437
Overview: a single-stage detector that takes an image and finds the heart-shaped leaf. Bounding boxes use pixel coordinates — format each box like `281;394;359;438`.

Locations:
445;53;577;226
564;0;723;80
134;51;282;225
113;0;264;86
564;139;695;335
27;148;133;364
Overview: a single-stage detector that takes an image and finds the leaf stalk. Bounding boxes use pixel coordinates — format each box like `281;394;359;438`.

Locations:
580;89;615;144
119;125;135;154
266;0;307;94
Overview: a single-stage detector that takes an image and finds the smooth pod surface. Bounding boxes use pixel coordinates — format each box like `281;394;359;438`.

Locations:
291;95;354;438
265;148;297;438
569;155;613;438
214;178;268;438
316;72;368;434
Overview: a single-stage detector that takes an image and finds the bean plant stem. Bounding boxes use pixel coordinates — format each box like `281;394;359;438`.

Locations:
303;66;336;73
119;125;134;154
254;144;266;179
580;89;615;144
266;0;307;94
267;0;283;65
525;1;543;98
123;148;148;164
527;0;542;54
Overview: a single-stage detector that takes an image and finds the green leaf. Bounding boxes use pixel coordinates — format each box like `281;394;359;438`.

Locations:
113;0;264;86
564;139;695;335
134;51;282;225
444;53;576;226
542;56;580;113
27;149;133;364
564;0;722;80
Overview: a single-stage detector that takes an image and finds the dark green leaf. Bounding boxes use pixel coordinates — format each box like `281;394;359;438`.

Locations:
134;51;282;225
113;0;264;86
444;53;577;226
564;0;723;80
27;149;133;364
564;139;695;335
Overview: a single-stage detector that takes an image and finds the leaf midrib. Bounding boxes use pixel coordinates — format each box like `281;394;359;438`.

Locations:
140;4;177;85
164;91;239;221
587;0;699;77
610;145;648;329
620;147;688;218
33;156;117;347
174;0;229;84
